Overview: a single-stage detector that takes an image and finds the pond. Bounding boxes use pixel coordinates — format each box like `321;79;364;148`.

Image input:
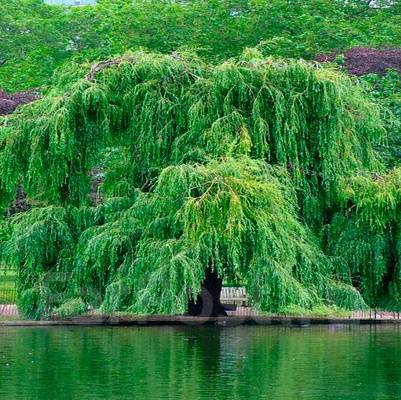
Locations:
1;325;401;399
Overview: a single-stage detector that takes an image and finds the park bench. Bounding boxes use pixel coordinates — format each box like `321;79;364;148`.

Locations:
220;287;248;307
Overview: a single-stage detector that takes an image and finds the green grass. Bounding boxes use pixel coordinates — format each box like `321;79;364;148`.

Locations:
276;305;352;318
0;315;20;322
0;270;16;289
0;270;16;303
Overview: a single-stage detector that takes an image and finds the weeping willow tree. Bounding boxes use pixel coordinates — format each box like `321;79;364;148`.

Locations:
0;50;387;318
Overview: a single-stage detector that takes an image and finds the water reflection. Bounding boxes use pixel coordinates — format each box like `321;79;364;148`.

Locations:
0;325;401;399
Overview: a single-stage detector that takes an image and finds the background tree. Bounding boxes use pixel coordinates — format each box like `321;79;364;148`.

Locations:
3;0;401;92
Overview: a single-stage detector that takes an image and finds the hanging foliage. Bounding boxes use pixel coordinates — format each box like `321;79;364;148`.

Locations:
0;50;387;317
328;168;401;310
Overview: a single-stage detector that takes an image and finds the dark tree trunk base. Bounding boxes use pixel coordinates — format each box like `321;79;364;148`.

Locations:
187;268;227;317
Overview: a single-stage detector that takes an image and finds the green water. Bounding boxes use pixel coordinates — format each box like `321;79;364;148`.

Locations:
1;325;401;399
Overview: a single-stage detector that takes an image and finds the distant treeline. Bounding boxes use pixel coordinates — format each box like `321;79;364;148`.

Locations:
2;0;401;91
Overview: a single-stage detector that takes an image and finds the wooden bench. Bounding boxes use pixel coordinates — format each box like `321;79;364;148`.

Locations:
220;287;248;306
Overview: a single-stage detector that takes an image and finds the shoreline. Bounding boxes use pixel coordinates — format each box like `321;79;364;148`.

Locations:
2;314;401;327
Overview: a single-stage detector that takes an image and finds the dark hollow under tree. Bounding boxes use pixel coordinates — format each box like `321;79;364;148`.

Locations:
187;268;227;317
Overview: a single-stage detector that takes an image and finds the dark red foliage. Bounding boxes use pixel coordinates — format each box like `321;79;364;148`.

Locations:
316;47;401;76
0;89;38;116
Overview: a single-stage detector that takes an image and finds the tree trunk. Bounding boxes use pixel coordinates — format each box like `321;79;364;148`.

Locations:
187;268;227;317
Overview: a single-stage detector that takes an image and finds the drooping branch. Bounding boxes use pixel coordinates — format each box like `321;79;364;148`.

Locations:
86;56;138;81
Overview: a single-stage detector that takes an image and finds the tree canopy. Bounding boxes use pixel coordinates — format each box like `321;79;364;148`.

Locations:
0;50;393;318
